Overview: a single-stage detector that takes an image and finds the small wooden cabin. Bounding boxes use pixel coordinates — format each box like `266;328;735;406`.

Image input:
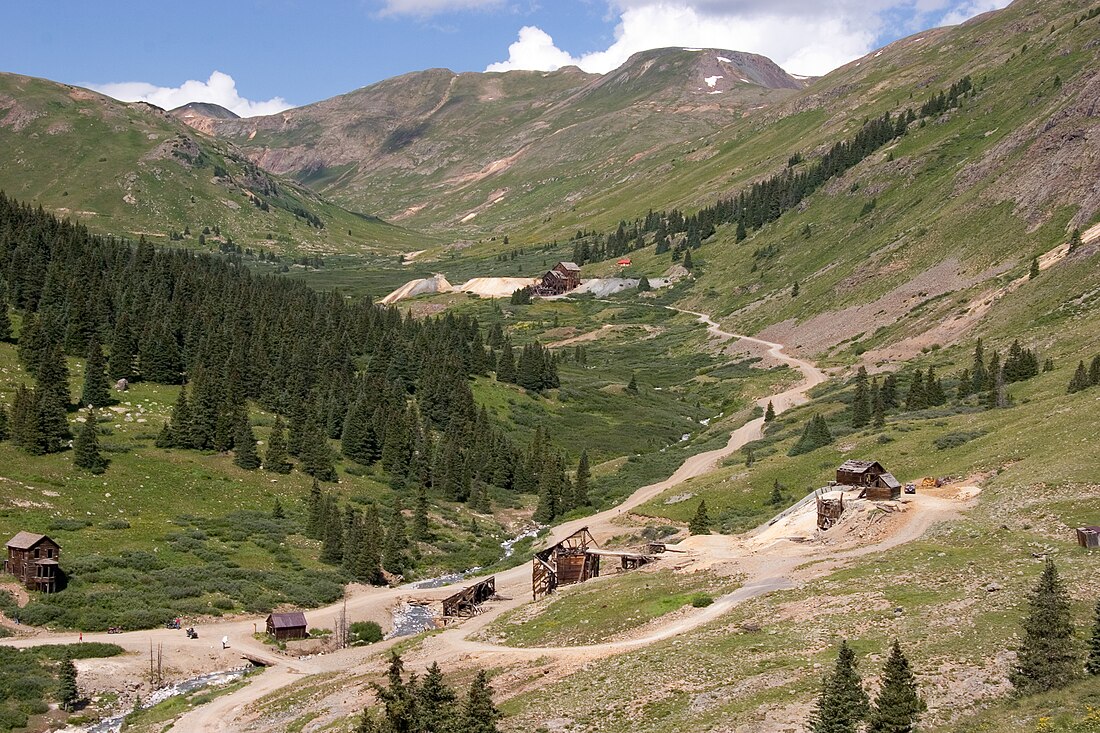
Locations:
532;527;600;600
534;262;582;296
266;611;308;641
4;532;61;593
836;460;901;501
1077;527;1100;549
816;492;845;530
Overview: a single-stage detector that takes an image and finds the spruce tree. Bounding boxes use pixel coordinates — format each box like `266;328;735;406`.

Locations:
263;416;292;473
57;652;80;712
809;640;870;733
496;341;516;384
637;275;651;292
1068;361;1091;393
412;486;431;543
970;339;987;395
626;372;639;394
341;398;379;465
306;479;325;539
0;401;8;442
1010;558;1081;694
850;367;870;428
73;409;108;473
80;336;112;407
573;450;590;507
867;640;925;733
320;497;344;565
1086;599;1100;676
272;496;285;520
682;249;694;270
462;670;502;733
872;383;886;429
764;401;776;423
302;420;338;482
418;662;458;733
383;499;409;575
373;654;419;732
1029;257;1040;279
689;499;710;534
1090;355;1100;386
0;278;12;342
233;413;261;470
769;479;785;506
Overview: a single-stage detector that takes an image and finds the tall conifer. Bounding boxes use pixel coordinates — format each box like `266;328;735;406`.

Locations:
1010;558;1081;694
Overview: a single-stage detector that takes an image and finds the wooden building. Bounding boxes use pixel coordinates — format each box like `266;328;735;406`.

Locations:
442;576;497;617
534;262;582;296
4;532;61;593
836;460;901;501
266;611;308;641
1077;527;1100;549
532;527;600;600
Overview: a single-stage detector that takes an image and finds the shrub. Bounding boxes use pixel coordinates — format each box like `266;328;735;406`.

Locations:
349;621;383;644
933;430;987;450
101;519;131;530
690;593;714;608
47;518;92;532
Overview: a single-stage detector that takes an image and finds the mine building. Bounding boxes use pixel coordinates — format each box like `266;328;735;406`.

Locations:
266;611;308;641
534;262;582;296
4;532;61;593
835;459;902;501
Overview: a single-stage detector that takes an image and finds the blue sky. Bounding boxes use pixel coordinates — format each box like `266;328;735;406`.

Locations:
0;0;1011;115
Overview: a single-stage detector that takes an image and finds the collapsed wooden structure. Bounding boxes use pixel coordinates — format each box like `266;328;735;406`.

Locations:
836;459;902;501
442;576;497;617
816;492;845;530
1077;527;1100;549
532;528;658;600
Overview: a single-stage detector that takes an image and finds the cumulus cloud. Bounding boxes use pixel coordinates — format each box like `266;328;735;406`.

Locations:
486;0;1013;77
377;0;503;16
87;71;292;118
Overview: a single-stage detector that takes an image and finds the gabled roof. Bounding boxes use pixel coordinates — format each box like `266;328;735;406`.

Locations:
837;459;882;473
557;261;581;271
267;611;307;629
878;472;901;490
6;532;50;550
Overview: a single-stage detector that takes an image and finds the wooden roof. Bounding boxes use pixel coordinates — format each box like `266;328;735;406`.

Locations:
557;261;581;271
837;460;883;473
878;472;901;489
267;611;307;629
5;532;50;550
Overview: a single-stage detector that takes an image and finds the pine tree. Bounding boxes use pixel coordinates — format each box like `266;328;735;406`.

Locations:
233;413;261;470
682;249;694;269
302;420;337;482
764;401;776;423
57;652;80;712
462;670;501;733
867;640;925;733
383;499;409;576
789;415;833;456
0;401;8;442
412;486;431;543
272;496;285;520
904;371;927;410
373;654;419;732
1010;558;1081;694
418;662;458;733
1069;227;1082;253
689;499;710;534
1029;257;1040;279
792;281;800;297
809;640;870;733
73;409;108;473
573;450;590;507
1068;361;1091;393
341;398;379;465
1086;599;1100;676
971;339;987;395
872;382;886;429
306;479;325;539
0;279;12;342
320;497;344;565
1090;355;1100;386
80;336;111;408
637;275;652;292
769;479;785;506
264;416;292;473
881;374;899;409
850;367;870;428
924;367;946;406
626;372;639;394
496;341;516;384
736;218;747;242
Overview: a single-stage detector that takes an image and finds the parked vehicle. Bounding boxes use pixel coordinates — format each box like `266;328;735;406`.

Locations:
107;626;123;634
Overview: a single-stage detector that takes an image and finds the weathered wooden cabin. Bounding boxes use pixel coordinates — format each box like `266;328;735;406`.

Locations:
4;532;61;593
532;527;600;600
816;492;845;530
442;576;496;617
534;262;582;296
1077;527;1100;549
836;460;901;501
266;611;308;641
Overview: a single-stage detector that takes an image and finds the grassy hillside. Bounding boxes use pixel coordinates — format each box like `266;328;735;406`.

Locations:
0;73;429;255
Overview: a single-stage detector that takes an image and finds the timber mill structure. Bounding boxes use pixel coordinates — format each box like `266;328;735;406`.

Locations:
532;527;657;600
442;576;497;618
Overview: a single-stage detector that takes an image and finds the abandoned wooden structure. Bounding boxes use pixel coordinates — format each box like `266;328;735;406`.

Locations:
265;611;308;641
442;576;497;617
4;532;61;593
1077;527;1100;549
816;492;845;530
836;460;902;501
532;527;601;600
587;548;657;570
534;262;582;296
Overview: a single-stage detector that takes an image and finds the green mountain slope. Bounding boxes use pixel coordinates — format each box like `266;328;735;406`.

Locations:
0;73;429;254
205;48;806;234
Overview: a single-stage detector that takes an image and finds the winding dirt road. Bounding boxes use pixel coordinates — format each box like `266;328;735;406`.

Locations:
2;310;972;732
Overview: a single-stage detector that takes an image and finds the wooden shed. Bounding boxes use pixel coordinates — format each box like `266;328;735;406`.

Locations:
534;262;582;296
816;492;845;530
4;532;61;593
442;576;497;617
1077;527;1100;549
836;460;901;501
532;527;600;600
266;611;308;641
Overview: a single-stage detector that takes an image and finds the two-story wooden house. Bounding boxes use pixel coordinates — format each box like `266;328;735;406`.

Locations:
4;532;61;593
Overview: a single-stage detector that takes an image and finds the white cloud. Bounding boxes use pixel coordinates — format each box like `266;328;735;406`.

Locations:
938;0;1010;26
87;71;292;118
378;0;503;16
486;0;1014;77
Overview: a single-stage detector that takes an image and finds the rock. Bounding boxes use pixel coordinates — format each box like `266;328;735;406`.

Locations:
985;582;1003;592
